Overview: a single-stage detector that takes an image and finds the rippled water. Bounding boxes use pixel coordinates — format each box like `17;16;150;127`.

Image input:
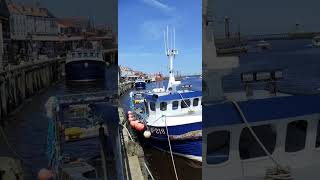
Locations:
223;39;320;94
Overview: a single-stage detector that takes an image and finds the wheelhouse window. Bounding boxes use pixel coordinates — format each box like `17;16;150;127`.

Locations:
172;101;179;110
181;99;191;109
71;53;75;58
207;131;230;164
77;53;82;58
239;125;276;160
160;102;167;111
150;102;156;112
316;120;320;148
285;120;307;152
83;52;88;57
193;98;199;107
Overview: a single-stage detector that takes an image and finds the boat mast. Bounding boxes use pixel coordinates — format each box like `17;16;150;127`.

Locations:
164;26;180;92
203;0;239;102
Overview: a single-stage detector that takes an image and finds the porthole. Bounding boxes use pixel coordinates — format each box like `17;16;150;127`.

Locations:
207;131;230;164
239;124;276;159
285;120;307;152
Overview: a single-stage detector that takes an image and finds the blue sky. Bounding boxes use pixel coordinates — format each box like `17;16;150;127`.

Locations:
119;0;201;75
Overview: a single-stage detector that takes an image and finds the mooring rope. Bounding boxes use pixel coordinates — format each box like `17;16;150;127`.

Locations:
164;115;179;180
143;162;155;180
177;92;193;112
119;123;156;180
149;115;166;126
229;98;291;179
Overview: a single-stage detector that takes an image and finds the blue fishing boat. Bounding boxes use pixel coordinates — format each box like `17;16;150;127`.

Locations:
203;1;320;179
65;49;106;82
129;28;202;162
46;92;125;180
135;78;146;90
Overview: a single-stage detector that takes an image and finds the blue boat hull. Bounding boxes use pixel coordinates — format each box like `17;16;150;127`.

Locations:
135;82;146;90
65;60;106;82
148;137;202;161
146;122;202;161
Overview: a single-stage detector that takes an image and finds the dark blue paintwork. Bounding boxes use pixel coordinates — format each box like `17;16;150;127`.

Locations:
135;81;146;90
203;94;320;127
65;60;106;81
144;91;202;102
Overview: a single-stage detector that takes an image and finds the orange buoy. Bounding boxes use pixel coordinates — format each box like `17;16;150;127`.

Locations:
127;111;132;115
135;122;145;132
38;168;53;180
130;120;138;128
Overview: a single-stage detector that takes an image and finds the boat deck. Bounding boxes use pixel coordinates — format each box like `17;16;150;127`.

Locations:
46;92;148;180
230;163;320;180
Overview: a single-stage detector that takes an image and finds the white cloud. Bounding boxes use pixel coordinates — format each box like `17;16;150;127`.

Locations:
120;52;156;57
140;17;183;41
140;0;173;12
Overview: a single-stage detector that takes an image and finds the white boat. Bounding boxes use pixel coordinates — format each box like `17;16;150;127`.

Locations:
129;28;202;162
312;35;320;47
151;76;156;82
203;0;320;179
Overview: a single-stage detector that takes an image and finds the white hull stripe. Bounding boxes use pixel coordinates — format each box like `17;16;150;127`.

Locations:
151;145;202;162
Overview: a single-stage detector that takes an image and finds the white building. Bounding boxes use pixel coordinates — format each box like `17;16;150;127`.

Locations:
56;17;90;36
8;2;58;40
120;66;136;77
0;0;10;68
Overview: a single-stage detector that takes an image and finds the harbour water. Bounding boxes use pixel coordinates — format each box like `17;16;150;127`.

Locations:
224;39;320;94
0;39;320;179
0;66;118;178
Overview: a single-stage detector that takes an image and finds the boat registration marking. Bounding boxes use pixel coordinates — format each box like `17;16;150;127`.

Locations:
150;127;166;135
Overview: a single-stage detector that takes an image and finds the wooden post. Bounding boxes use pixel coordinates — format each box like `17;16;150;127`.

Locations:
0;20;3;69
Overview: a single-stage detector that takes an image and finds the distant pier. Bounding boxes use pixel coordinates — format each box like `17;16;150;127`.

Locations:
0;58;65;121
215;32;320;49
245;32;320;41
119;81;135;95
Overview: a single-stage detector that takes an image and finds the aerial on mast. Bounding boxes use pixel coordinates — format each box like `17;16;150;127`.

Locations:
163;26;180;92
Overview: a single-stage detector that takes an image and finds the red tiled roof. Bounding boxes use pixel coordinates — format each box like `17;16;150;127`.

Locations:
56;17;89;28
